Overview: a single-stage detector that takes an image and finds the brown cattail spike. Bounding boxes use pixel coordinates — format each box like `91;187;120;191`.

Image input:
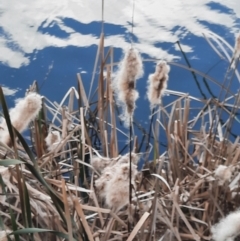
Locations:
0;92;42;146
211;209;240;241
94;152;139;210
45;130;62;152
147;60;170;109
113;48;143;125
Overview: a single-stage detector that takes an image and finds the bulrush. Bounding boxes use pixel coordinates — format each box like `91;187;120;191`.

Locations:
95;170;114;200
147;60;170;108
90;155;111;173
118;152;140;165
95;163;119;200
45;130;62;152
105;163;138;212
214;165;233;186
211;209;240;241
0;92;42;145
94;152;139;207
230;33;240;69
113;48;143;125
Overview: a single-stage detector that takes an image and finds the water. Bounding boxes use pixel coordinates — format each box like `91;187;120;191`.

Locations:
1;0;240;144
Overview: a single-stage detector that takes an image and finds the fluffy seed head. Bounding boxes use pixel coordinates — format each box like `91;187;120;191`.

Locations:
0;230;11;241
147;60;170;108
118;152;140;165
105;163;138;211
90;156;111;173
117;48;143;85
0;92;42;145
211;209;240;241
214;165;233;186
45;130;62;152
94;158;138;210
95;170;113;200
113;48;143;125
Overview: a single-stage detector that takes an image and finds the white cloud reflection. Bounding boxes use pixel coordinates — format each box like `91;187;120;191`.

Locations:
0;0;239;68
2;86;19;96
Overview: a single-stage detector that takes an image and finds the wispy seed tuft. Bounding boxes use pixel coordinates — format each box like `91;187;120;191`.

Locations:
113;48;143;125
0;92;42;145
147;60;170;109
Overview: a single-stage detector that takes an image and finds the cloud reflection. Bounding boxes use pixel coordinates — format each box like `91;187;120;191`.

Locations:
2;86;19;96
0;0;239;68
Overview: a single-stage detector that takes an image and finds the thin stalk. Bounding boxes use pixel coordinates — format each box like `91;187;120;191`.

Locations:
130;0;135;47
210;61;239;154
144;108;155;162
153;105;161;164
177;41;207;99
128;116;132;233
101;0;104;33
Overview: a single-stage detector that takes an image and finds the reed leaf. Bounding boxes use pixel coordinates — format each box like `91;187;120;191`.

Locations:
0;87;15;148
0;159;24;166
10;209;20;241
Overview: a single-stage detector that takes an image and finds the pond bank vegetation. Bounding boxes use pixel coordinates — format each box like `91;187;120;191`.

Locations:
0;27;240;241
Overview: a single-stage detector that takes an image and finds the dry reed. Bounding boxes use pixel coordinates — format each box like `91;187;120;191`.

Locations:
230;32;240;69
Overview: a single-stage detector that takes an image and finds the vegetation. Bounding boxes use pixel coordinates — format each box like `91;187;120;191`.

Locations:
0;20;240;241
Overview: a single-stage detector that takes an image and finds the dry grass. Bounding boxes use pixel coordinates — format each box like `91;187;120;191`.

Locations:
0;30;240;241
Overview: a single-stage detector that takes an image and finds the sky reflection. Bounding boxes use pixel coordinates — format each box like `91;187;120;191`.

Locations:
0;0;240;146
0;0;239;68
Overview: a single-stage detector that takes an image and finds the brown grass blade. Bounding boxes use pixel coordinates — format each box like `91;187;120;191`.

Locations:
61;179;73;241
172;192;200;241
74;198;94;241
126;212;150;241
77;73;89;110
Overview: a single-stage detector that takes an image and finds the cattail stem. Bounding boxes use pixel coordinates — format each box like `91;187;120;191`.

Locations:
130;0;135;47
147;108;155;148
153;106;161;158
112;48;143;126
144;108;155;163
128;116;132;233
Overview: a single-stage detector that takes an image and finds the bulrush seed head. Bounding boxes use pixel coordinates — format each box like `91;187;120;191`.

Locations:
214;165;233;186
0;92;42;145
113;47;143;125
147;60;170;108
90;155;111;173
94;155;139;210
118;152;140;165
211;209;240;241
105;163;138;211
95;171;113;200
45;130;62;152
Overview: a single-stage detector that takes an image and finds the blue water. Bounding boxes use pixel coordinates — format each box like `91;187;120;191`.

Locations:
1;0;240;149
